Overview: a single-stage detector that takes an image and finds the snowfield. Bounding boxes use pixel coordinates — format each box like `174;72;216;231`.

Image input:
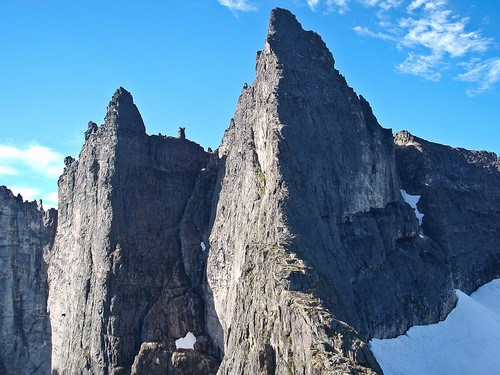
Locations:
370;279;500;375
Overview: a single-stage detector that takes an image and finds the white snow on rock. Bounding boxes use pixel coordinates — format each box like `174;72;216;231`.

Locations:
370;279;500;375
200;241;206;251
175;332;196;350
401;189;424;225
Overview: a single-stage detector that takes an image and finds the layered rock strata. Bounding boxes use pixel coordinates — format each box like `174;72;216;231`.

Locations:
0;186;56;375
47;88;219;374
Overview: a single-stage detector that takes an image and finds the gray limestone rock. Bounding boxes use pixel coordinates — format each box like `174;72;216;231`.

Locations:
0;186;56;375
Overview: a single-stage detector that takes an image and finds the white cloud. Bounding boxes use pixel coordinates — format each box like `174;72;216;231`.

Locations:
348;0;497;92
0;142;64;178
9;186;40;201
45;192;58;204
379;0;403;11
397;52;442;80
322;0;401;13
308;0;322;11
407;0;429;11
0;165;17;175
362;0;380;6
399;9;490;58
217;0;498;93
328;0;349;13
42;192;58;209
354;26;398;42
458;57;500;96
218;0;257;13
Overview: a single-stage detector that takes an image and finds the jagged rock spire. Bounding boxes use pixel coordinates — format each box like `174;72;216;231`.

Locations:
265;8;335;69
104;87;145;134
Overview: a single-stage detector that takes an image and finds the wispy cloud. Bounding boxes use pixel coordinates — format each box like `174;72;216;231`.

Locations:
326;0;351;14
45;192;58;205
43;192;58;209
218;0;257;13
397;52;443;80
398;6;489;58
216;0;498;94
458;57;500;96
0;142;64;178
321;0;402;13
7;187;58;208
353;25;399;41
308;0;322;11
351;0;498;93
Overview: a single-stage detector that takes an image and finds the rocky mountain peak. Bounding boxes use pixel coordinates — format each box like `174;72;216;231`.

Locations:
2;7;500;375
267;8;301;38
265;7;335;68
104;86;145;134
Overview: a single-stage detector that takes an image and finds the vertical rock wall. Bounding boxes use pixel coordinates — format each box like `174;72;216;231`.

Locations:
0;187;56;375
48;88;218;374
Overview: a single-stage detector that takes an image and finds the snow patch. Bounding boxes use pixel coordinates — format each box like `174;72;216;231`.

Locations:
401;189;424;225
200;242;206;251
370;279;500;375
175;332;196;350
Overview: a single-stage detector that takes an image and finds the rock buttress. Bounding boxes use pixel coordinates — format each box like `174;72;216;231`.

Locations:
48;88;219;374
206;8;454;374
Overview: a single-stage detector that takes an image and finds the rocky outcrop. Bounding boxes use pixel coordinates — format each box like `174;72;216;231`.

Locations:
394;130;500;293
0;186;56;375
205;8;454;374
47;88;219;374
2;8;500;375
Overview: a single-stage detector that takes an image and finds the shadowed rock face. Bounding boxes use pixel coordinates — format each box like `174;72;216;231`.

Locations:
0;187;56;375
394;130;500;293
47;87;218;374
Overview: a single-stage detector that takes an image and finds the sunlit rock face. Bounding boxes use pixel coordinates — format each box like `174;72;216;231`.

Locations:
0;186;56;375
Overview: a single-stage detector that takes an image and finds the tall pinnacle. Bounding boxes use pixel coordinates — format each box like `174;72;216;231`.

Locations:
265;8;335;67
267;8;302;39
104;87;145;134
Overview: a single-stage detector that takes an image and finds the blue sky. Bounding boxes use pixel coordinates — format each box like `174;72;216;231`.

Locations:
1;0;499;208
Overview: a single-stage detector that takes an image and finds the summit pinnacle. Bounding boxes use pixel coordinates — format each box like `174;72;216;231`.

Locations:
104;86;146;134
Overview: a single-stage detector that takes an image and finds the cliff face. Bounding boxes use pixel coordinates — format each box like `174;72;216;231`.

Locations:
47;88;218;374
205;8;454;374
394;130;500;293
0;187;56;375
1;7;500;375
